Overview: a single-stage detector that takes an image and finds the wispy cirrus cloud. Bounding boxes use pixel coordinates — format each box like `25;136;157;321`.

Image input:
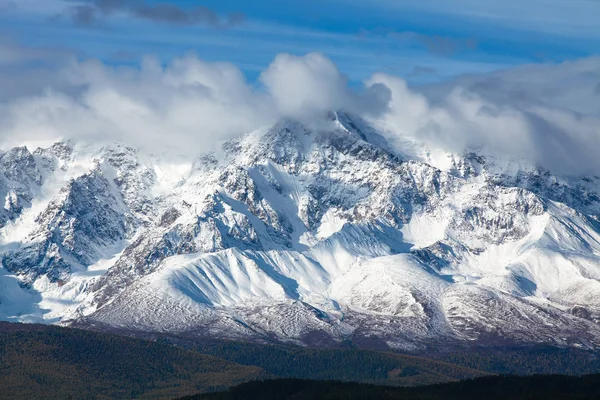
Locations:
5;0;592;85
359;29;478;56
351;0;600;38
0;38;73;66
58;0;245;28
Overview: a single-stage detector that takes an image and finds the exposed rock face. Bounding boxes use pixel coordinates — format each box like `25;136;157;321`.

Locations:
3;167;128;284
0;147;43;229
3;112;600;351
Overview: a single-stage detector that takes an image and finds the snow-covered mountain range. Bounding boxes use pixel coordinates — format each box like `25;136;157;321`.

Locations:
2;111;600;351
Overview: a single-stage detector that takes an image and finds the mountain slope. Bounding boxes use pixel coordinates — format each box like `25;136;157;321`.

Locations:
2;112;600;351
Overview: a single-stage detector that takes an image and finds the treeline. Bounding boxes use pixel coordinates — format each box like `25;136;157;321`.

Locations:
180;375;600;400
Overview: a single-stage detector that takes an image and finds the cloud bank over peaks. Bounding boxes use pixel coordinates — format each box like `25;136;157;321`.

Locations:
367;58;600;176
0;55;270;154
0;50;598;177
0;52;389;156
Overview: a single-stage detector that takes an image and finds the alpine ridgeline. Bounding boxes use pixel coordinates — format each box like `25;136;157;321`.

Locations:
2;112;600;352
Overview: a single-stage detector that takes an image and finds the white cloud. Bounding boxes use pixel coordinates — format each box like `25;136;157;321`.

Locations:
0;49;598;177
0;52;388;156
0;54;276;155
261;53;348;118
366;57;600;176
260;52;390;120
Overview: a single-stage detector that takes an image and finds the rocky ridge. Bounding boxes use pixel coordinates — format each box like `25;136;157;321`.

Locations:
2;112;600;351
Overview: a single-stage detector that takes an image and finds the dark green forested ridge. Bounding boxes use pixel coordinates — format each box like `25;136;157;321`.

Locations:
0;322;266;400
3;321;600;399
0;322;487;399
179;375;600;400
174;338;489;386
168;335;600;380
434;346;600;376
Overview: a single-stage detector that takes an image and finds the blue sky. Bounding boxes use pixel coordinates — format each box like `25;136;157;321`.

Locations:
1;0;599;83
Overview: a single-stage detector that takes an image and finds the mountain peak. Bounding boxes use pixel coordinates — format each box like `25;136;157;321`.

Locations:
1;118;600;351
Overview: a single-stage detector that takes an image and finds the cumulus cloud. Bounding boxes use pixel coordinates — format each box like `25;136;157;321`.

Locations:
366;57;600;176
60;0;245;28
261;53;390;119
0;55;272;154
420;57;600;115
0;47;598;177
0;52;389;156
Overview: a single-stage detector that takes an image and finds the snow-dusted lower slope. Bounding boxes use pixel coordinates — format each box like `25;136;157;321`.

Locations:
3;112;600;351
